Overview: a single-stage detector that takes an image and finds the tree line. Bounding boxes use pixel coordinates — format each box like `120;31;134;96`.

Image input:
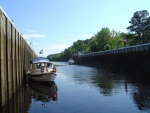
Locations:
47;10;150;61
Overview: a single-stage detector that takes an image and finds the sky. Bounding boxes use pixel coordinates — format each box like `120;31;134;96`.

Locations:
0;0;149;57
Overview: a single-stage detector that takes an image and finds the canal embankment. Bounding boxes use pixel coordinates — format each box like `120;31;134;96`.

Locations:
73;43;150;75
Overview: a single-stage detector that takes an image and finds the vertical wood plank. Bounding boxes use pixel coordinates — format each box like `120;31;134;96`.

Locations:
0;9;2;107
1;11;7;107
12;25;16;93
15;31;19;88
18;34;21;86
6;19;13;99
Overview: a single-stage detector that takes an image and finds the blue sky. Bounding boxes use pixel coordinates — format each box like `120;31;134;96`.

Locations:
0;0;149;57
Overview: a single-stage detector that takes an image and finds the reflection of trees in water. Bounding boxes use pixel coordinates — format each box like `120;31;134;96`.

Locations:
70;66;124;96
69;66;98;84
66;64;150;111
132;85;150;111
99;68;150;111
93;73;121;96
97;76;114;96
117;71;150;111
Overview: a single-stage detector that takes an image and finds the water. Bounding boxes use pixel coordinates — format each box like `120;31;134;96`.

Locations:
2;62;150;113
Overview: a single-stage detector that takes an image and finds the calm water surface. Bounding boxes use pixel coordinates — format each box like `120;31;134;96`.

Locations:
3;62;150;113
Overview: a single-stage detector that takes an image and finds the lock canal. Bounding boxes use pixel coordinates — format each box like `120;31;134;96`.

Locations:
2;62;150;113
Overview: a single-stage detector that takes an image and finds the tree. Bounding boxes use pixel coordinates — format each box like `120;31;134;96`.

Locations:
143;17;150;42
89;37;100;52
108;35;124;49
73;40;86;53
104;44;111;50
95;27;111;50
63;48;72;60
127;10;149;43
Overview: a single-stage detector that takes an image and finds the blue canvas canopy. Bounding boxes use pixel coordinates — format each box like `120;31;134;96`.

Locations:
30;57;50;64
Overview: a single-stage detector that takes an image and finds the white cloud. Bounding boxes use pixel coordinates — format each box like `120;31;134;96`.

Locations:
23;34;47;39
45;44;71;50
27;41;39;45
25;29;36;33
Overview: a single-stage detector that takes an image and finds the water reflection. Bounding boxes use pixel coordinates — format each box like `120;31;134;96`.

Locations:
29;81;58;107
2;63;150;113
61;65;150;112
132;84;150;111
90;69;125;96
1;81;58;113
64;65;122;96
92;69;150;111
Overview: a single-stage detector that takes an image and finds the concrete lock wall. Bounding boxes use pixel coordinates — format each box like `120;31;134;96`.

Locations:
74;44;150;74
0;9;36;107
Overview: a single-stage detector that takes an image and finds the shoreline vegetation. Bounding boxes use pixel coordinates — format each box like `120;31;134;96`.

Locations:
47;10;150;62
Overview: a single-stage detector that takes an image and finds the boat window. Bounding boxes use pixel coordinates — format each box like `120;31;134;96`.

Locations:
47;63;53;68
32;63;53;69
44;63;47;67
36;63;41;69
41;63;44;67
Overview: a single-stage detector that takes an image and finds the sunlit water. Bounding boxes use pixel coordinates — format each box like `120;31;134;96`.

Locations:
2;62;150;113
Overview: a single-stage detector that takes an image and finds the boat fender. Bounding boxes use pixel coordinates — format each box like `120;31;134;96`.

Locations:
53;67;56;72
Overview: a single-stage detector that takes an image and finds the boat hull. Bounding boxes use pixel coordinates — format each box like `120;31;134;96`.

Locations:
28;73;57;82
68;62;74;65
68;59;74;65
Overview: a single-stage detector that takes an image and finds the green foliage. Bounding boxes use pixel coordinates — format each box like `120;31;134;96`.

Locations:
127;10;150;44
47;10;150;61
95;27;111;50
90;37;100;52
73;40;86;52
104;44;111;50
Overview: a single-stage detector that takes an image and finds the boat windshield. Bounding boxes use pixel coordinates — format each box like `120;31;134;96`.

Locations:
32;63;53;69
30;57;50;64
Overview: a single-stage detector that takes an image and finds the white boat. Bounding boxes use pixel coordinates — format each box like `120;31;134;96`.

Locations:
27;57;57;82
68;59;74;65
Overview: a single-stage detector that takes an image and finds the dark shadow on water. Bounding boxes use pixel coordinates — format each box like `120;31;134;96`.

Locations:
79;63;150;84
28;81;58;102
2;80;58;113
78;63;150;111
